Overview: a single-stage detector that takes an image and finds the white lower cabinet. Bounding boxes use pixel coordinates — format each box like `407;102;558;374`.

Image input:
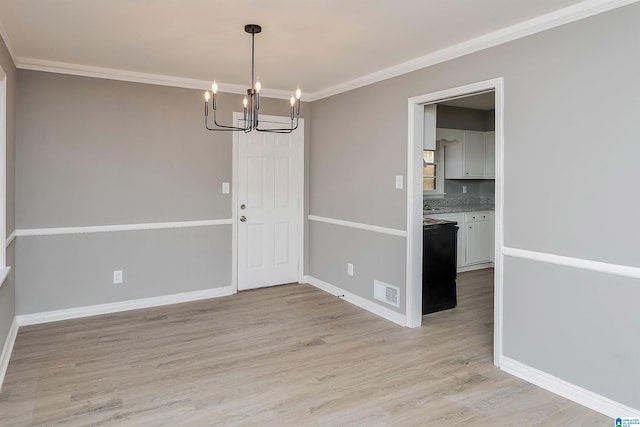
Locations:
425;210;494;270
465;212;490;265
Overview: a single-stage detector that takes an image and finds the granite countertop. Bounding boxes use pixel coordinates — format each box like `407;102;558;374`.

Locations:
423;204;494;215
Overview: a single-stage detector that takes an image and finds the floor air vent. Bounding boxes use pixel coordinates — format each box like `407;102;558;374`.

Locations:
374;280;400;308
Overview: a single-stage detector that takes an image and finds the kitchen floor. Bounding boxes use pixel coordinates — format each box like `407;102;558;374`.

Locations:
0;270;610;426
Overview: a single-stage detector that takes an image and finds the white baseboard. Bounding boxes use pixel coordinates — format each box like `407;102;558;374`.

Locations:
303;275;407;327
16;286;235;326
500;356;640;418
0;317;19;390
457;262;494;273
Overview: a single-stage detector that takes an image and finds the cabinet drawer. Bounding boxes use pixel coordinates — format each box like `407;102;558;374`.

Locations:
464;212;490;222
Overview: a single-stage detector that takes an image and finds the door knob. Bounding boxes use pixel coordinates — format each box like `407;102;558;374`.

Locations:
240;216;247;222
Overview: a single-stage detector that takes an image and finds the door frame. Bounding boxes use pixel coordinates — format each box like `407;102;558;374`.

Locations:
406;78;504;366
231;113;305;292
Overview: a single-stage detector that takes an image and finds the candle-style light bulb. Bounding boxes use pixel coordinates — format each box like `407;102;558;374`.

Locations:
204;91;210;117
290;96;295;106
255;81;261;93
243;97;248;108
211;81;218;94
295;87;302;100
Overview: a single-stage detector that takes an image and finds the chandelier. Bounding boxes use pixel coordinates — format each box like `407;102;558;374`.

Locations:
203;24;301;133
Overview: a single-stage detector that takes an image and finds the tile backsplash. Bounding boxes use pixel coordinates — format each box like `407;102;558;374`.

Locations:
424;197;494;209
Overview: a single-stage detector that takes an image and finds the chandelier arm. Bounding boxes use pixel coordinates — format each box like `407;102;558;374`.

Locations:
205;111;250;132
255;118;299;133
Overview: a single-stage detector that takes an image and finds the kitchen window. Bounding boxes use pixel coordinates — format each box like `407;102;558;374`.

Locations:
423;142;444;196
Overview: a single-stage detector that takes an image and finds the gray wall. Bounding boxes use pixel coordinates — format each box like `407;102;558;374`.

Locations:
15;70;310;314
0;34;16;354
504;258;639;409
309;221;406;313
309;3;640;410
436;105;492;132
15;226;231;313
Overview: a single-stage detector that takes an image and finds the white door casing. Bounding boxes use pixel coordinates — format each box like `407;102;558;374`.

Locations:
232;114;304;291
407;78;503;367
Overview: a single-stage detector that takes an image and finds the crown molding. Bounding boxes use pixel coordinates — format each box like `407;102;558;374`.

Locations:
307;0;640;101
7;0;639;101
16;57;299;100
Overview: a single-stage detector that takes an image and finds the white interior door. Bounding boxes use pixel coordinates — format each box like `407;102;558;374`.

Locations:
236;115;302;291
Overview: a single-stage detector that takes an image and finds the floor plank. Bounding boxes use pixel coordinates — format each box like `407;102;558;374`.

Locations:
0;269;611;426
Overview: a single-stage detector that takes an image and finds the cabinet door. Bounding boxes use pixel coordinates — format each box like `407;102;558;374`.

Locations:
443;141;464;179
466;218;490;264
484;131;495;179
436;128;463;143
423;105;437;150
463;131;485;178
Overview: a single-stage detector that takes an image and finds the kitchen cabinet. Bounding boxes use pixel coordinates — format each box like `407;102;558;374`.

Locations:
465;212;490;265
425;210;494;271
435;128;463;143
441;130;484;179
437;128;495;179
423;105;437;150
484;131;495;179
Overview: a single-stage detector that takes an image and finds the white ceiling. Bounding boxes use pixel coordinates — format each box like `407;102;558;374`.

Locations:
0;0;618;98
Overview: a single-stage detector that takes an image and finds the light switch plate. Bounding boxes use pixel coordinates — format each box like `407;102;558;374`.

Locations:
222;182;230;194
113;270;123;284
395;175;403;190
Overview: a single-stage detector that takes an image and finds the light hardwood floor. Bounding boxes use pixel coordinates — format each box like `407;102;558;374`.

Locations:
0;269;611;426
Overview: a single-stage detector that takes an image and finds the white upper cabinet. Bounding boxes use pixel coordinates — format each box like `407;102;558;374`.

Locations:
436;128;463;144
423;105;437;150
461;131;485;178
437;128;495;180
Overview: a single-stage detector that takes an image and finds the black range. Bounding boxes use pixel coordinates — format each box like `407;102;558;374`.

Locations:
422;218;458;314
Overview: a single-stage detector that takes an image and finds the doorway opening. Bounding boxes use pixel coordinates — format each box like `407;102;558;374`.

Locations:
406;78;504;366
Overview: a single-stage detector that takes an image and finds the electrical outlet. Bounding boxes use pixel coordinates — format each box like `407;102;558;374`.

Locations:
113;270;123;284
222;182;230;194
347;263;354;277
463;185;468;194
